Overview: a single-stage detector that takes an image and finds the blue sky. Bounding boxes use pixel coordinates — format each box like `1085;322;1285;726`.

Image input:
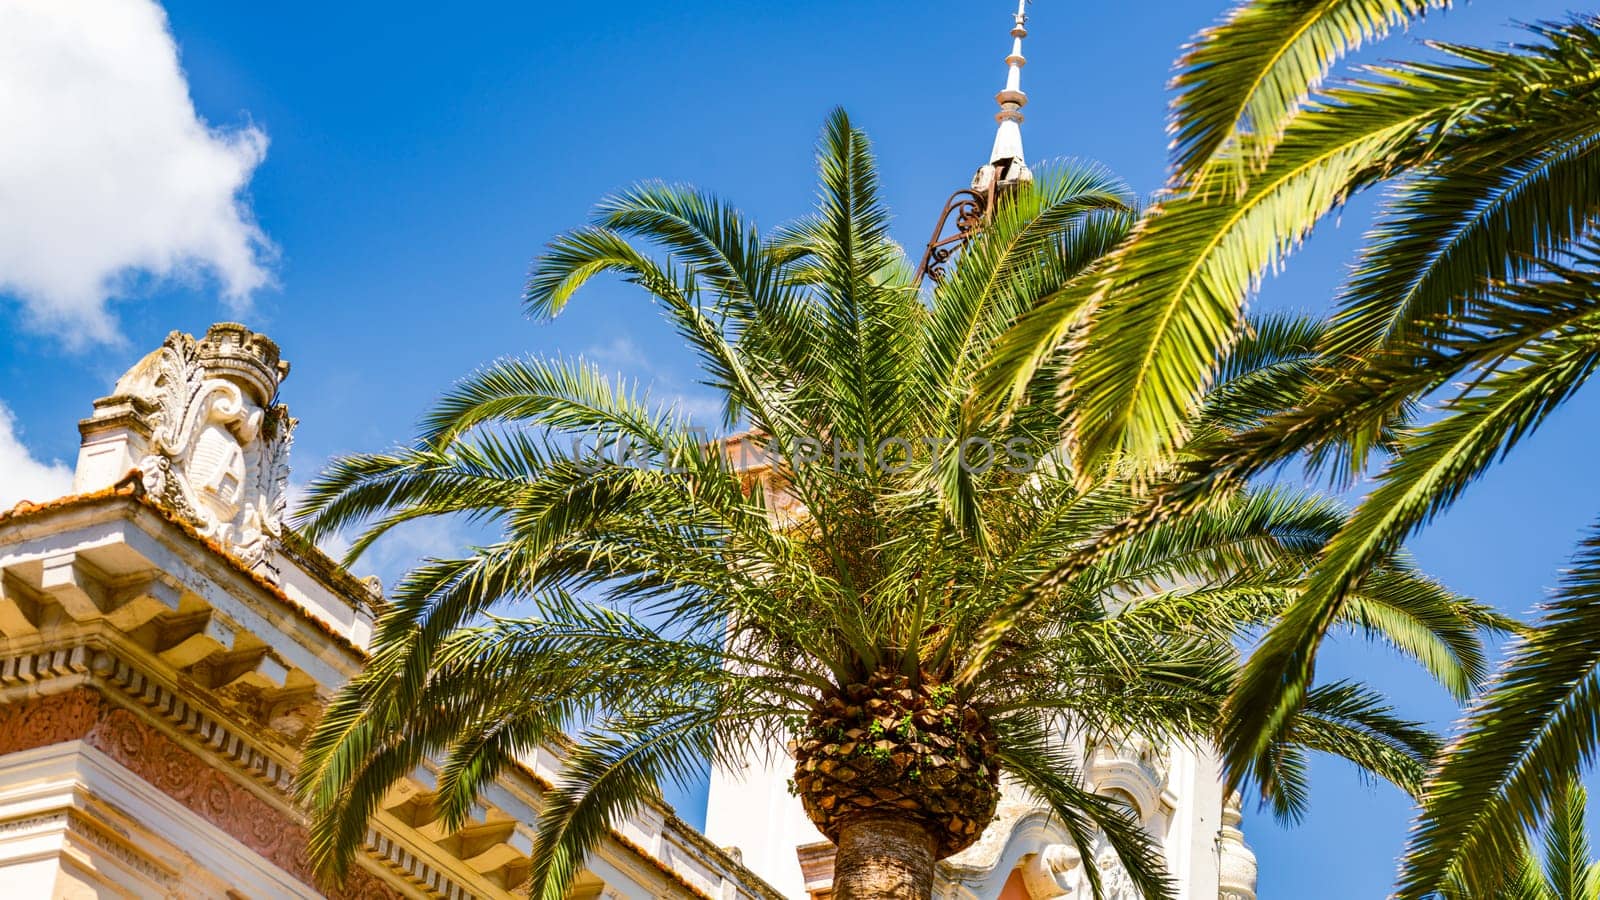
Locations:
2;1;1596;896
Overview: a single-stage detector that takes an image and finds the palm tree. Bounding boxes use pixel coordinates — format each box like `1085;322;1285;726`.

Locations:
972;7;1600;894
1505;777;1600;900
293;110;1498;900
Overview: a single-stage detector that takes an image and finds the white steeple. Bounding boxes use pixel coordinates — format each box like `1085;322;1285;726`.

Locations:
974;0;1033;191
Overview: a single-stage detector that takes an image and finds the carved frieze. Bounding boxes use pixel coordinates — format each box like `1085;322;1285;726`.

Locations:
0;688;403;900
0;681;103;751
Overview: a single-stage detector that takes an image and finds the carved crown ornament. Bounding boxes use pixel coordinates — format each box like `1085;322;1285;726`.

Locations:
79;323;295;578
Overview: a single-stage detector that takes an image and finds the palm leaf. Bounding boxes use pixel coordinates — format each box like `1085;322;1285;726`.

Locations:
1395;527;1600;898
1332;124;1600;355
1170;0;1442;179
1063;23;1600;475
1539;778;1595;900
1222;259;1600;804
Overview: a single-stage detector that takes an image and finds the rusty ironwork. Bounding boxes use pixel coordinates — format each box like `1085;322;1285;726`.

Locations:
914;179;997;285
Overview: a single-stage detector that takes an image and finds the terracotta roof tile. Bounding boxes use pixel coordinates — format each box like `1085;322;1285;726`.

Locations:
610;829;716;900
0;473;366;656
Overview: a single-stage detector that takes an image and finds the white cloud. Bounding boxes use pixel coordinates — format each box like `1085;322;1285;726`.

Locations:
0;0;273;344
584;337;727;427
0;404;73;508
359;518;474;592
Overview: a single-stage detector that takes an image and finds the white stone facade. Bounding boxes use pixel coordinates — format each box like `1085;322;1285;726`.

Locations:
0;324;779;900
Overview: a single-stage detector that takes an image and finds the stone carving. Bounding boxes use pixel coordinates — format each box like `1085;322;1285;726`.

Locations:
1019;844;1082;899
1092;843;1137;900
1016;836;1137;900
1010;833;1142;900
1085;733;1172;842
0;682;104;751
109;324;295;574
66;809;180;887
0;812;69;837
0;688;403;900
1089;733;1168;790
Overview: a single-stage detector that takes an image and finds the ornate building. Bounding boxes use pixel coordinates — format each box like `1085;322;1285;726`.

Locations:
707;5;1259;899
0;323;781;899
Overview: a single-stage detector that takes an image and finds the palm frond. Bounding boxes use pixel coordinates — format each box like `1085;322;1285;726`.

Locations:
1539;777;1596;900
1222;263;1600;804
528;707;738;900
1170;0;1442;179
1332;125;1600;355
1395;526;1600;898
1062;22;1600;475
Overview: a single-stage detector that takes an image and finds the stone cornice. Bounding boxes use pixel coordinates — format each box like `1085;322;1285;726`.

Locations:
0;645;494;898
0;644;726;900
0;484;369;660
278;527;387;614
0;494;782;900
0;685;408;899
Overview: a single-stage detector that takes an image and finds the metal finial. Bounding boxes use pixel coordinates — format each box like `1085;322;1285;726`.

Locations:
914;1;1036;285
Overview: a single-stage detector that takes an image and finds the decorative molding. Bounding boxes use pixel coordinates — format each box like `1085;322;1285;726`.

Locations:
0;687;402;900
100;653;297;795
0;810;68;837
65;807;181;887
1086;735;1168;825
93;703;402;900
0;680;102;751
0;644;91;684
0;648;508;900
366;829;473;900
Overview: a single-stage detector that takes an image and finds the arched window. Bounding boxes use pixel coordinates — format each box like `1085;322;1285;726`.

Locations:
1101;786;1143;820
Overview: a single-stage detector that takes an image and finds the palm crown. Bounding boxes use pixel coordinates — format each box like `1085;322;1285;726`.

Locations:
972;5;1600;897
293;110;1497;900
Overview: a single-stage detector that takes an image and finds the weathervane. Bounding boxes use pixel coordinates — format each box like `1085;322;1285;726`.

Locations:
915;0;1035;285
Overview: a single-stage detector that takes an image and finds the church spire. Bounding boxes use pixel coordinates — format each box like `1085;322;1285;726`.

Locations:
913;1;1037;284
987;0;1030;177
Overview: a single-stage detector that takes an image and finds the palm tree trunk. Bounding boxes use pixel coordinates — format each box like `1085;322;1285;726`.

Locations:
830;816;937;900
